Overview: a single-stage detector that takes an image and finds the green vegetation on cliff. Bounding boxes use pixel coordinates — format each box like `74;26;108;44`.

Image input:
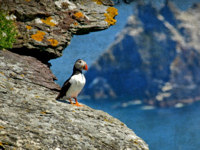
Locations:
0;12;17;49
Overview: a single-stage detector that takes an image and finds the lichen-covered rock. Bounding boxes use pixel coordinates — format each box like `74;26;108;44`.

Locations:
0;50;148;150
0;0;117;63
83;2;200;107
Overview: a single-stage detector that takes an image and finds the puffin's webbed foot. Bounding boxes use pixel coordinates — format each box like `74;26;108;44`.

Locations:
72;98;83;107
69;98;73;104
73;102;83;107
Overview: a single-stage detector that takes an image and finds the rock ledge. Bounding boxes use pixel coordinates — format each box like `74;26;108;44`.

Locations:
0;51;148;150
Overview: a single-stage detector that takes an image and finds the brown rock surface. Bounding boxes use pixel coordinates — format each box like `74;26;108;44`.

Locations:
0;50;60;90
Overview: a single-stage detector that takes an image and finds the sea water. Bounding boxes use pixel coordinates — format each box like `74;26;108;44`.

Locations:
80;99;200;150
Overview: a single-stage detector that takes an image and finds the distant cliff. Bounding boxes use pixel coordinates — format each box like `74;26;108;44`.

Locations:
0;0;148;149
84;2;200;107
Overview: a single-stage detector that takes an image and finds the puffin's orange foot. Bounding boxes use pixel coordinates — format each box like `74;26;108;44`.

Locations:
72;102;83;107
69;99;73;104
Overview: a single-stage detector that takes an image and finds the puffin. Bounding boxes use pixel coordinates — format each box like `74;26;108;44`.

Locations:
56;59;88;107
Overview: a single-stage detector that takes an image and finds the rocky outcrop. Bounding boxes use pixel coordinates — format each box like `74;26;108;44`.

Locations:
0;0;118;90
0;0;148;149
0;50;148;150
0;50;60;91
84;2;200;107
0;0;117;63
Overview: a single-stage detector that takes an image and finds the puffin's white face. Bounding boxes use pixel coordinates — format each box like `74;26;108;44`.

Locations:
74;59;88;71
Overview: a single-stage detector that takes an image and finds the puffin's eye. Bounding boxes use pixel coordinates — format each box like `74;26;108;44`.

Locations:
78;61;81;63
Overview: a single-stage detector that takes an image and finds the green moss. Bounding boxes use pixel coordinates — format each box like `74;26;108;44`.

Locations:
0;11;18;49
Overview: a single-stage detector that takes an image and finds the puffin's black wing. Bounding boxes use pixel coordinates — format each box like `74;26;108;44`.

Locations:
56;78;71;100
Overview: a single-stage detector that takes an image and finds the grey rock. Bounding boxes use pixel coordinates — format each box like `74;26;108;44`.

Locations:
0;51;148;150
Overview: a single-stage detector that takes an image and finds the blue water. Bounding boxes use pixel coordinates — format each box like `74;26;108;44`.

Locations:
80;99;200;150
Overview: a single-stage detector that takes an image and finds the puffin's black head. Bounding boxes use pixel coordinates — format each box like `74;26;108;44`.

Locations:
74;59;88;71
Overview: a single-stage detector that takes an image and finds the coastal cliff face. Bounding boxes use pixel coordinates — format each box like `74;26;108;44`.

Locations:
84;2;200;107
0;0;148;149
0;51;148;150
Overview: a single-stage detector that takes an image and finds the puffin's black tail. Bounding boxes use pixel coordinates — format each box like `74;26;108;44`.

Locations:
56;78;71;100
56;90;66;100
56;94;60;100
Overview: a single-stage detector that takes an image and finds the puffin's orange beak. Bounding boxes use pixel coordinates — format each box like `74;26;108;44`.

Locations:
83;64;88;71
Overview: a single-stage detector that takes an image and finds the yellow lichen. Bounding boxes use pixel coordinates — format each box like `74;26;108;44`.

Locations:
27;87;32;91
107;7;118;18
35;95;40;98
0;72;5;76
31;30;45;42
0;126;5;129
104;118;113;123
25;0;30;2
40;111;47;115
73;22;78;26
48;39;59;47
93;0;103;5
104;7;118;25
41;17;56;27
26;25;32;30
40;111;51;114
74;12;84;18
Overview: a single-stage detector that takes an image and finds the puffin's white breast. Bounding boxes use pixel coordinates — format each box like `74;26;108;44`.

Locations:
66;73;86;98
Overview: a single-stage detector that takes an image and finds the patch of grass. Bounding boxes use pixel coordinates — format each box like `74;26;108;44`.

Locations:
0;11;18;49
